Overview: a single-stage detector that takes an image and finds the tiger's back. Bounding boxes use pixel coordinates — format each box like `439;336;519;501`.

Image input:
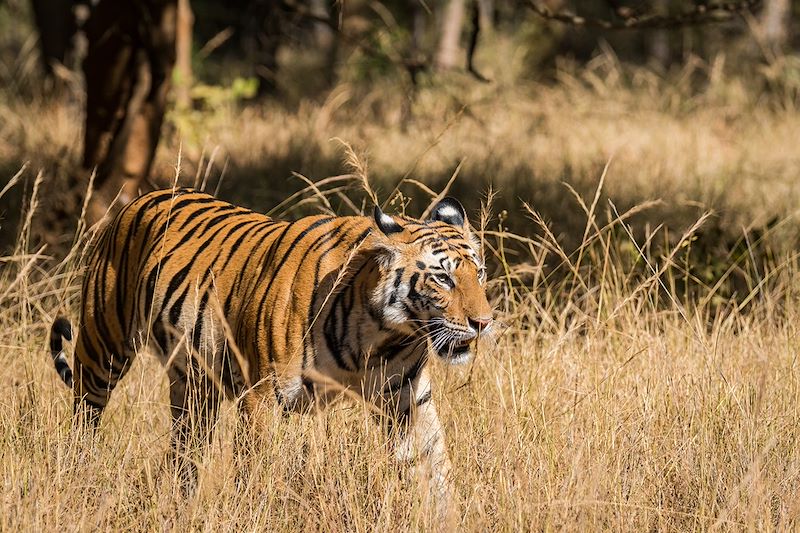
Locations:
73;188;377;410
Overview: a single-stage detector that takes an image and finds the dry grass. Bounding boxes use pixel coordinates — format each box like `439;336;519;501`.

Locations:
2;155;800;531
2;18;800;529
5;44;800;250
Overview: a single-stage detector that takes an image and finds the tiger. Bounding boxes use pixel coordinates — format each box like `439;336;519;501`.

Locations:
48;187;493;515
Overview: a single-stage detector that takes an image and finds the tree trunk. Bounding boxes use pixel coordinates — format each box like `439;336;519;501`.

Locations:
310;0;338;87
648;0;670;68
30;0;76;82
82;0;178;223
436;0;465;70
175;0;194;109
477;0;493;34
238;0;283;96
412;3;426;53
760;0;791;52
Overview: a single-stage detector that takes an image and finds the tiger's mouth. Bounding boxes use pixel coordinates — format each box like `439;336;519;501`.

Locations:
434;337;473;363
426;319;478;364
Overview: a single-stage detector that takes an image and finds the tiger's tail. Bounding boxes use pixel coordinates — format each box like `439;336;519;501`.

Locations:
50;317;74;388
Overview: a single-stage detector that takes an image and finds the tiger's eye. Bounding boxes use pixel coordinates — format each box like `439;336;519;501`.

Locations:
434;273;453;288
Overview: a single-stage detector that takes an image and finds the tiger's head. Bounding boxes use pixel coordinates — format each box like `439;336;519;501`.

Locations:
371;198;493;364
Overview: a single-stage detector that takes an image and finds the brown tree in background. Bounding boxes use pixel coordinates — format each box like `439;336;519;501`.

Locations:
81;0;178;223
436;0;466;70
175;0;194;109
237;0;284;97
30;0;76;84
73;0;291;223
64;0;765;225
760;0;791;51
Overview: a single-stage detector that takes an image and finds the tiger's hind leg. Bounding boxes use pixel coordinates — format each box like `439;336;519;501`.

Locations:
72;322;135;429
167;359;221;494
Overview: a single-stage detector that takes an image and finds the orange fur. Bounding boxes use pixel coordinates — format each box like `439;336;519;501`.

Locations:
49;188;493;515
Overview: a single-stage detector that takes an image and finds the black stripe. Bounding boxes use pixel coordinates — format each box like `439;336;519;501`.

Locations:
172;205;241;249
164;262;194;315
50;317;72;352
415;389;432;407
152;320;169;355
191;291;210;351
177;202;219;230
218;219;269;271
257;218;335;355
406;225;432;236
169;195;220;220
55;358;73;387
311;231;372;371
224;223;286;317
402;353;427;385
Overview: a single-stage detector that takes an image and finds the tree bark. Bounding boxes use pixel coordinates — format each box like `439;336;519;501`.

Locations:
82;0;178;223
760;0;791;52
477;0;493;33
436;0;465;70
175;0;194;109
30;0;76;81
648;0;670;67
238;0;283;96
310;0;338;87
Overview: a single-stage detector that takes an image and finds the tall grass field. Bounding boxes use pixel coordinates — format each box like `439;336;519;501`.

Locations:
2;20;800;531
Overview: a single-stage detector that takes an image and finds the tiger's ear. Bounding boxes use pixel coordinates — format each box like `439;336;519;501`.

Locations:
429;197;467;228
373;205;404;236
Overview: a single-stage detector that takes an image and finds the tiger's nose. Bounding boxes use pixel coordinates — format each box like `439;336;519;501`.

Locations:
468;316;493;333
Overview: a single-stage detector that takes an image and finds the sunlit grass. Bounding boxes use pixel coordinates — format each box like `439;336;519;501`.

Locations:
1;153;799;530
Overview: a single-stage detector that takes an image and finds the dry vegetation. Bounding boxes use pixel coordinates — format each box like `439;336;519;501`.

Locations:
3;14;800;531
5;40;800;247
3;151;800;530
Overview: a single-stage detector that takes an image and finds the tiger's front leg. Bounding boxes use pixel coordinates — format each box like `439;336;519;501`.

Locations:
389;368;456;524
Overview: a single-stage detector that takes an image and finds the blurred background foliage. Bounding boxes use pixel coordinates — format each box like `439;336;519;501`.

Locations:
1;0;800;306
